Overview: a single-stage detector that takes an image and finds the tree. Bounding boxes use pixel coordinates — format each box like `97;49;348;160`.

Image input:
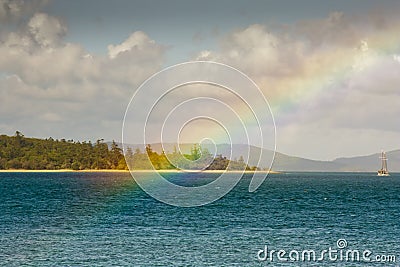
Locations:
125;147;134;168
190;144;201;160
0;133;255;171
110;140;123;169
94;139;108;169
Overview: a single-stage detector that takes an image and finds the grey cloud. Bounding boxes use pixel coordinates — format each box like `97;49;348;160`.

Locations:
28;13;67;48
195;11;400;159
0;0;48;23
0;9;166;141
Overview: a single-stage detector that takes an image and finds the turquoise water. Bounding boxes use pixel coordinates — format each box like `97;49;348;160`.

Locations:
0;172;399;266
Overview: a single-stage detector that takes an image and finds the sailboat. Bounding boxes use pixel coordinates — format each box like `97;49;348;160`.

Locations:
377;151;390;176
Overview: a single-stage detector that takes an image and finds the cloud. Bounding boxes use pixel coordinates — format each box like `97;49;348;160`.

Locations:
197;24;297;77
0;8;166;141
107;31;160;59
1;2;399;160
0;0;48;23
196;11;400;159
28;13;67;48
393;54;400;63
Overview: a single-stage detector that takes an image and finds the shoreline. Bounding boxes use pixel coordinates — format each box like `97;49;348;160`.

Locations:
0;169;129;173
0;169;281;174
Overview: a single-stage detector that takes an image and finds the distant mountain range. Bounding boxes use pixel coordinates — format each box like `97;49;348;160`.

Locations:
112;142;399;172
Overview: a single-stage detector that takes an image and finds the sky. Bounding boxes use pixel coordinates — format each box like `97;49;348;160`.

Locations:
0;0;399;160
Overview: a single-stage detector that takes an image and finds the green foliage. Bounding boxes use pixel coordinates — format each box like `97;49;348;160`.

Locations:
0;132;256;170
127;144;254;171
0;132;127;170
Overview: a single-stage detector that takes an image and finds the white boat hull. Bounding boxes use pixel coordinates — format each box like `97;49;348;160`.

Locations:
377;172;390;177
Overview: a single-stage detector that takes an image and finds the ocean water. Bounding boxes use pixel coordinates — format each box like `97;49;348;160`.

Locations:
0;172;399;266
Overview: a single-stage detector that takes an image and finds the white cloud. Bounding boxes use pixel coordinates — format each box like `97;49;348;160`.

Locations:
0;9;166;141
28;13;67;48
195;12;400;159
0;3;399;160
107;31;158;59
196;50;211;59
393;54;400;63
197;24;296;77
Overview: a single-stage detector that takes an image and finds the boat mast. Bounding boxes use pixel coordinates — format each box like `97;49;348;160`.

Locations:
381;151;388;172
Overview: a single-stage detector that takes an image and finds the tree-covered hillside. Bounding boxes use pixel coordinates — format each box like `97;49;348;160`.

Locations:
0;132;126;170
125;144;255;171
0;132;255;171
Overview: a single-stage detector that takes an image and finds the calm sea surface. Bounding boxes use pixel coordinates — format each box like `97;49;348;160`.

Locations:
0;172;399;266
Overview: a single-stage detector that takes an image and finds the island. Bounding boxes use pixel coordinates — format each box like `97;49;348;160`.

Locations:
0;132;260;171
